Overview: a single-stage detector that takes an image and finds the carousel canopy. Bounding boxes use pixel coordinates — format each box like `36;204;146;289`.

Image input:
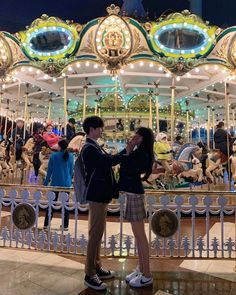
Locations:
0;4;236;127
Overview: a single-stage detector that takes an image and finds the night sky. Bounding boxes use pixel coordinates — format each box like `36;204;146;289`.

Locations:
0;0;236;33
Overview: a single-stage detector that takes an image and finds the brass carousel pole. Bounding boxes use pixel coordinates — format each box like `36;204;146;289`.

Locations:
212;108;215;149
198;116;201;142
207;106;211;150
23;84;29;141
63;76;68;137
154;81;160;133
115;76;118;128
95;90;101;116
83;77;89;121
10;112;14;138
186;100;189;142
48;98;52;121
232;107;235;132
148;90;153;129
170;76;176;146
224;81;231;190
0;85;3;134
4;99;9;139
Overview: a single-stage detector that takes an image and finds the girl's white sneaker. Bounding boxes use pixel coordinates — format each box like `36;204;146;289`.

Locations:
129;274;153;288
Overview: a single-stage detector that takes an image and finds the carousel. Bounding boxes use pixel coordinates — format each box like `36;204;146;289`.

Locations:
0;4;236;189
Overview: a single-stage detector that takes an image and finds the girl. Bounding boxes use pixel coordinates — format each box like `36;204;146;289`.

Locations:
43;139;74;231
118;127;154;288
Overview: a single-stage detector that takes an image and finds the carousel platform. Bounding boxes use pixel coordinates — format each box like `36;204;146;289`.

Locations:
0;247;235;295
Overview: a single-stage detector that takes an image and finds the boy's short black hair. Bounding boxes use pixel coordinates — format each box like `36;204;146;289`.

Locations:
82;116;104;135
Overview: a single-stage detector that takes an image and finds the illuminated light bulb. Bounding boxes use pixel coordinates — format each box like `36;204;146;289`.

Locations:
21;67;25;72
176;76;180;81
170;49;174;53
103;69;108;74
140;61;144;66
94;64;98;69
101;25;105;29
195;68;200;73
43;26;47;30
44;74;48;79
85;61;90;67
130;64;134;69
173;23;177;27
52;26;56;30
165;73;170;77
29;67;33;72
76;63;81;68
186;72;191;77
36;69;40;74
62;28;66;32
121;24;125;28
120;69;124;74
163;26;166;30
158;66;163;71
53;77;57;82
105;19;109;25
181;50;185;54
205;65;209;70
125;45;129;49
201;47;205;51
208;37;212;42
62;73;66;77
203;28;207;32
160;44;164;49
112;76;116;81
68;66;73;71
222;69;226;74
23;42;26;46
149;63;154;67
214;65;218;70
97;45;102;50
184;22;187;26
97;31;102;35
126;38;130;42
96;38;100;43
191;49;195;54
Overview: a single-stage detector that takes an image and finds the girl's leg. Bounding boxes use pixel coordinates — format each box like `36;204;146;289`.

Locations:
131;220;151;277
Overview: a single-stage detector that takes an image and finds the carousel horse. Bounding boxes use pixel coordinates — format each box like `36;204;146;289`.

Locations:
149;143;203;187
177;155;203;183
39;146;52;177
0;140;12;179
21;137;35;170
68;135;85;152
205;149;225;183
230;139;236;184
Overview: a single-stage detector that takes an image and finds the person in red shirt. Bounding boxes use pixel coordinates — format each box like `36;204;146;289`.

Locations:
43;124;60;150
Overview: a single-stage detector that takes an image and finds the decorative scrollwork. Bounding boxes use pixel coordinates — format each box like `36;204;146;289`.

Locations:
106;4;120;16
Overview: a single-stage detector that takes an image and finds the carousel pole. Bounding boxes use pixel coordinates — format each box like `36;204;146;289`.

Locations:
224;81;231;189
95;90;101;116
170;76;176;145
198;117;201;142
148;90;153;129
48;98;52;121
207;106;211;150
186;100;190;142
4;99;9;139
0;85;3;135
10;112;14;138
83;77;89;121
115;76;118;128
232;107;235;132
63;76;68;137
23;83;29;141
212;108;215;148
154;81;160;133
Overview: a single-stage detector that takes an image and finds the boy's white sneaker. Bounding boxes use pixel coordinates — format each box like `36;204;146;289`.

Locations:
129;274;153;288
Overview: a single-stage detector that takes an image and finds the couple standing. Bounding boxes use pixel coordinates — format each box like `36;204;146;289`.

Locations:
82;116;154;290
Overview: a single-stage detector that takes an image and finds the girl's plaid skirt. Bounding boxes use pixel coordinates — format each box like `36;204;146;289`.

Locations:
124;192;146;222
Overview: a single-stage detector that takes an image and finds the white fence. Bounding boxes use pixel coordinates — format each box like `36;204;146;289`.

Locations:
0;185;235;259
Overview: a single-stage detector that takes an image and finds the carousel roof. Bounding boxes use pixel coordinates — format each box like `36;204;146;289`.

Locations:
0;4;236;126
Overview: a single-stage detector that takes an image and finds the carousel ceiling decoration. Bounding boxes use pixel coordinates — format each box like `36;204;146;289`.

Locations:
0;33;13;77
148;10;217;59
18;14;80;61
95;5;132;73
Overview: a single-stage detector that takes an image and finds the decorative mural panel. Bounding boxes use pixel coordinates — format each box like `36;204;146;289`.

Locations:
0;33;12;76
95;13;132;71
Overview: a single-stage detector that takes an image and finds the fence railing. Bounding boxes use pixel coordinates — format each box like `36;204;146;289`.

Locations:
0;185;235;259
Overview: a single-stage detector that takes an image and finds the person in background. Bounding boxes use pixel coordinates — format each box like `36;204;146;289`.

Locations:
43;139;74;231
66;118;76;141
214;121;231;156
172;135;184;157
43;124;60;149
33;124;45;179
154;132;172;182
118;127;154;288
12;119;29;161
